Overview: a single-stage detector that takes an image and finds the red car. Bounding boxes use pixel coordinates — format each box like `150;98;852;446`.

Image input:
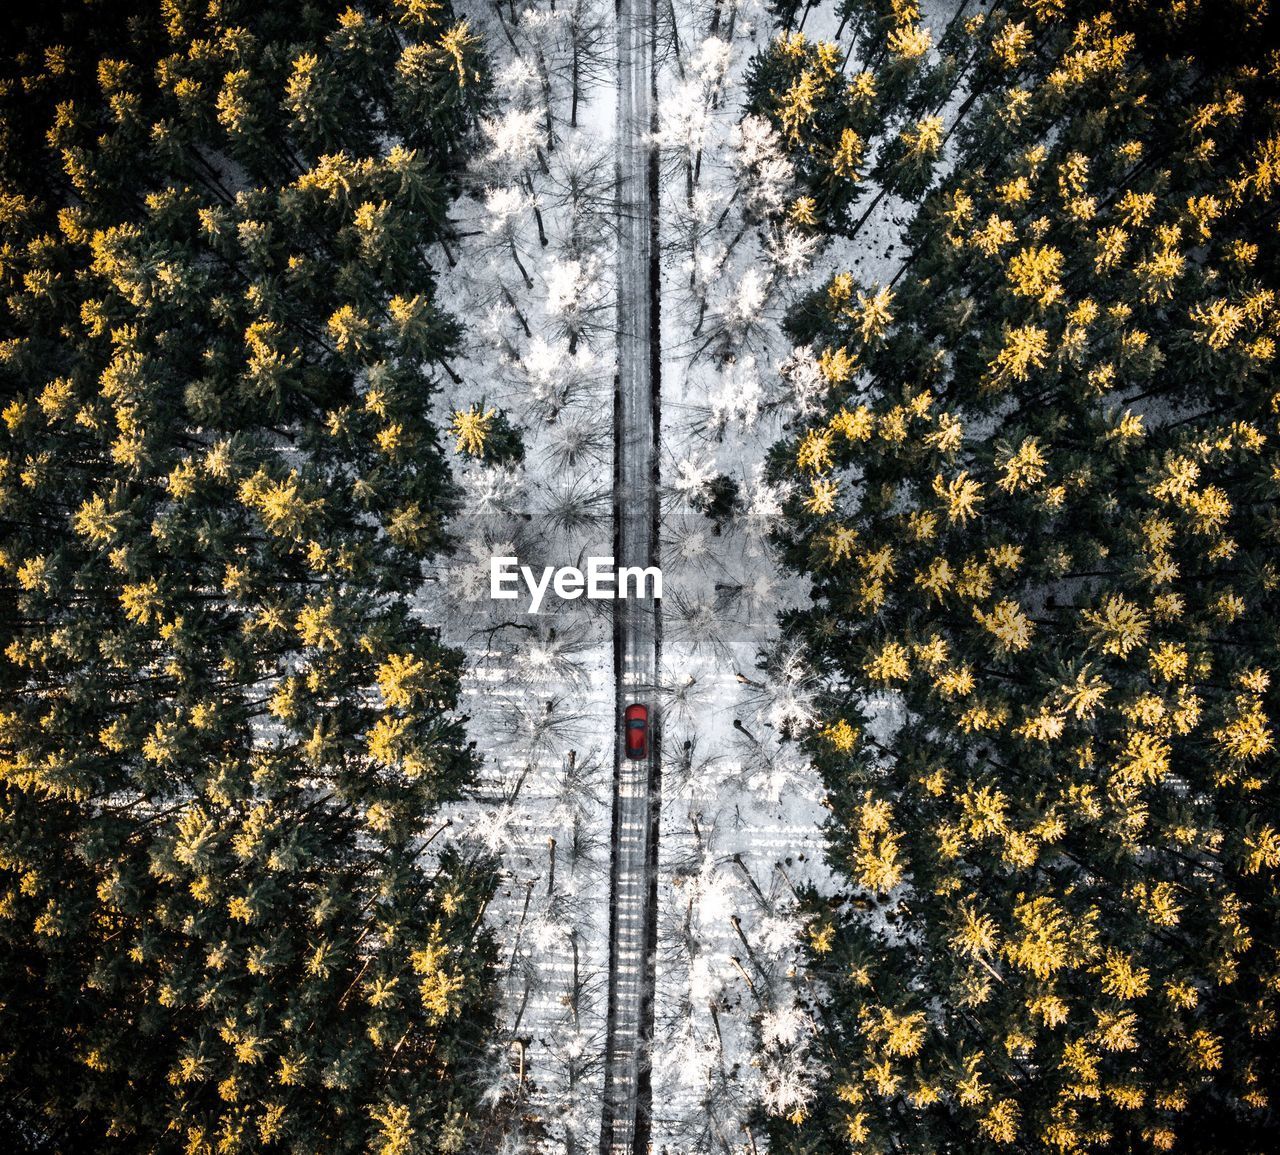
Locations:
624;703;649;760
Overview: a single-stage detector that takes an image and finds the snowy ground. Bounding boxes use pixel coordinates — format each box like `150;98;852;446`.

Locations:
644;2;973;1147
648;4;831;1147
422;3;621;1148
420;0;965;1150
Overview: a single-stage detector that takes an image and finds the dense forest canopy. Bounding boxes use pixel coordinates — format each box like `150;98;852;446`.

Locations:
0;2;502;1151
749;0;1280;1151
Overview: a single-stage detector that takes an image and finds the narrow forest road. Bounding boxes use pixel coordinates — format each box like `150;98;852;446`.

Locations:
599;0;659;1149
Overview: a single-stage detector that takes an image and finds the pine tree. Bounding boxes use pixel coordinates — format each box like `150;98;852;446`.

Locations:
0;2;501;1150
750;1;1280;1151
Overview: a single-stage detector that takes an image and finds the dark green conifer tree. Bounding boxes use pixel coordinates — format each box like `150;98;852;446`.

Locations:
749;2;1280;1151
0;3;500;1151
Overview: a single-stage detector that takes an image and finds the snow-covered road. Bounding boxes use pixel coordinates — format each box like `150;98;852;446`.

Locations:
599;0;660;1149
